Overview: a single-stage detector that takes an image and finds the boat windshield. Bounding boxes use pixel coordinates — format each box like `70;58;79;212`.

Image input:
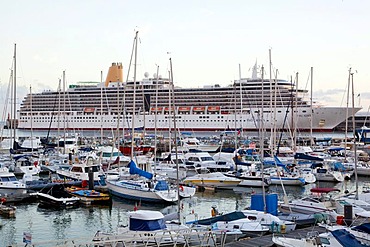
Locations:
1;176;17;182
201;157;214;161
84;166;100;173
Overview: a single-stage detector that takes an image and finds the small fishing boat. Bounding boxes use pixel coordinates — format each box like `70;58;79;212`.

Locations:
35;184;80;209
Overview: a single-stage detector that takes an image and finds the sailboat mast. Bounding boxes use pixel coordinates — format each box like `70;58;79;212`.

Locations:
345;68;351;161
310;67;314;146
239;63;243;136
154;65;159;166
130;31;139;159
30;86;33;152
351;72;358;199
260;65;267;213
100;71;103;144
169;58;181;221
13;44;16;143
63;70;66;154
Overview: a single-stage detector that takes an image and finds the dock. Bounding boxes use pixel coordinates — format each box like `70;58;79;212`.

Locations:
225;226;327;247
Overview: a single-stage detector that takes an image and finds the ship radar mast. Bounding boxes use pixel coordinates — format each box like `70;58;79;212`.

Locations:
251;60;259;80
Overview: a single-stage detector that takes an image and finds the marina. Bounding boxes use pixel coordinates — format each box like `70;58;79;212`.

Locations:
0;174;369;246
0;22;370;247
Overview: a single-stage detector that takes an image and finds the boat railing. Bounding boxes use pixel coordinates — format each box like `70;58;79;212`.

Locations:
8;227;227;246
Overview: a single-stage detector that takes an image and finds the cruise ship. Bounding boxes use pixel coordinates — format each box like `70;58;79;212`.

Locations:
17;62;360;132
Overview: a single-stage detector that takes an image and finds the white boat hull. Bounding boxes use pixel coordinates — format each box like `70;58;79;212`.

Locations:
107;180;178;203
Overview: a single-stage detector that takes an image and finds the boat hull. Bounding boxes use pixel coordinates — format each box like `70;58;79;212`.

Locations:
106;180;177;203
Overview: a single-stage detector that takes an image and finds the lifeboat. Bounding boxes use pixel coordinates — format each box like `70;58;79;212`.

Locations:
84;107;95;113
150;107;163;112
207;106;220;112
164;107;174;112
193;106;206;112
178;107;191;112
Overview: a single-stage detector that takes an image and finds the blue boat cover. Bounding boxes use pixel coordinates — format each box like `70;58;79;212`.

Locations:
128;160;153;179
154;180;169;191
188;211;246;225
331;229;366;247
129;217;166;231
353;223;370;234
294;153;324;161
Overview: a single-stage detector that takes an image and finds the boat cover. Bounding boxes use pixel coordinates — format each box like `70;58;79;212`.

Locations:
294;153;324;161
310;188;340;193
128;160;153;179
188;211;246;225
129;217;166;231
331;229;366;247
154;180;169;191
353;223;370;234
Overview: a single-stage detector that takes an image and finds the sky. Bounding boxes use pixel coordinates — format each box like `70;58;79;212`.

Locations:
0;0;370;119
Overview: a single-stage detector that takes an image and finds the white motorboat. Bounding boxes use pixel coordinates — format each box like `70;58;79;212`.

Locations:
96;145;130;164
187;211;269;238
242;209;296;233
185;151;231;173
94;210;190;246
279;188;340;222
56;157;106;186
183;172;241;189
0;171;27;196
319;222;370;246
312;164;344;182
272;229;363;247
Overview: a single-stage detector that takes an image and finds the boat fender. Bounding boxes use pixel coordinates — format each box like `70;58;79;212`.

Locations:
179;185;184;191
280;224;286;233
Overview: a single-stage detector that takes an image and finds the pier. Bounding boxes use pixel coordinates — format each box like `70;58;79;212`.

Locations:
226;226;327;247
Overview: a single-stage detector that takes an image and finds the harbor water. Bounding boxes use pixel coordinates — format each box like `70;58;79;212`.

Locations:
0;177;368;246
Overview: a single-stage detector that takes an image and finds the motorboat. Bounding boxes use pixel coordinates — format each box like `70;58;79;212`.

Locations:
93;210;190;246
311;163;344;182
319;222;370;246
96;145;130;165
242;209;296;233
185;151;232;173
272;229;365;247
183;172;241;190
187;211;270;238
56;157;106;187
35;184;80;209
279;188;340;222
0;171;27;196
10;154;41;176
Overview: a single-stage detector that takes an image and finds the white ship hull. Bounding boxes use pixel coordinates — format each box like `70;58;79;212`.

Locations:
18;106;356;132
